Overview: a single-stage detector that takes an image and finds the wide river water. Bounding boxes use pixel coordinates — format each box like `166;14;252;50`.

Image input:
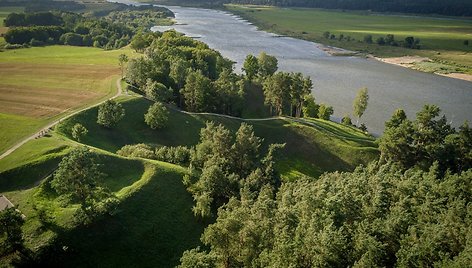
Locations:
112;0;472;134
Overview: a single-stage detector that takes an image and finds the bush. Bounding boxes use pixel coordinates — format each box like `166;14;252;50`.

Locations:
117;144;156;159
318;104;334;120
376;37;385;45
341;115;352;125
4;43;27;49
155;146;191;165
364;35;373;44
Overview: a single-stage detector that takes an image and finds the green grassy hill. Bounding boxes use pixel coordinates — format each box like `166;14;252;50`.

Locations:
0;136;205;267
0;93;377;266
56;95;378;180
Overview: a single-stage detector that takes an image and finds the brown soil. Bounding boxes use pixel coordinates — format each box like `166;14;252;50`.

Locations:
0;63;118;118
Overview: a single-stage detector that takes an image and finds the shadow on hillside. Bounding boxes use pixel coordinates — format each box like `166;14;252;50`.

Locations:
0;157;62;193
33;164;206;268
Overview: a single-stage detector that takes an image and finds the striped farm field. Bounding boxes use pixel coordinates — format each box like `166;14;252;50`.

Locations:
0;45;136;154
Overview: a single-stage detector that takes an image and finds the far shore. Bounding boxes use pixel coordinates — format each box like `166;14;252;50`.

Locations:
317;44;472;83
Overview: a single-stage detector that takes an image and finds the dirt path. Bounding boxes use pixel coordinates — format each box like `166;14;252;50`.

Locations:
0;78;124;160
166;105;374;142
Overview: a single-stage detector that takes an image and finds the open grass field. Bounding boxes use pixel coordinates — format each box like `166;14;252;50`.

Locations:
0;45;136;154
227;5;472;71
57;95;378;180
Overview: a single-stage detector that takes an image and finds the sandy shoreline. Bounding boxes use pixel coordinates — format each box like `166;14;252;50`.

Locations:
376;56;472;82
318;44;472;83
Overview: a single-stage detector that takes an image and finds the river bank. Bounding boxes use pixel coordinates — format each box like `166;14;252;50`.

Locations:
318;45;472;82
226;4;472;83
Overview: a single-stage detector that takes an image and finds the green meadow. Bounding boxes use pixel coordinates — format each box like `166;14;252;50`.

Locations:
227;5;472;72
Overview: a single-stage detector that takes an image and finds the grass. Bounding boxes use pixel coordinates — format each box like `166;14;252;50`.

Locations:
57;96;378;180
0;45;137;155
0;135;204;267
226;5;472;72
36;161;205;267
0;113;46;153
0;82;377;266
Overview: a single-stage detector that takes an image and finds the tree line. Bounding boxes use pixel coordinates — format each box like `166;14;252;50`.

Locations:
3;6;174;49
229;0;472;16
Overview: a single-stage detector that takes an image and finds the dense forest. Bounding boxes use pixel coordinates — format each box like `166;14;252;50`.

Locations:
178;106;472;267
0;0;85;12
231;0;472;16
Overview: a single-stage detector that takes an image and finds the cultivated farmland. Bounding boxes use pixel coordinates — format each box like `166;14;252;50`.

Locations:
0;46;135;154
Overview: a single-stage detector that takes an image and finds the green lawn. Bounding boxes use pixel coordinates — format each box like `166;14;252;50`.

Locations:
227;5;472;71
56;96;378;180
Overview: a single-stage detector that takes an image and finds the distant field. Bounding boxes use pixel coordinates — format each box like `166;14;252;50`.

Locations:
0;46;136;154
227;5;472;70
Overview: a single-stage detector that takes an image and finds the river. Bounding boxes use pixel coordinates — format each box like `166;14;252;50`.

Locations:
111;0;472;134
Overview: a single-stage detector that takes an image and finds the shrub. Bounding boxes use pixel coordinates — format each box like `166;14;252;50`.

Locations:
117;144;156;159
155;146;191;165
318;104;334;120
376;37;385;45
341;115;352;125
364;35;373;44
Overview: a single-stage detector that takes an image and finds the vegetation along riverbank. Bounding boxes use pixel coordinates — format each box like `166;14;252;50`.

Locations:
226;5;472;81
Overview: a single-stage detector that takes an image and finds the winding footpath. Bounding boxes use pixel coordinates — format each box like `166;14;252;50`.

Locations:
0;78;124;160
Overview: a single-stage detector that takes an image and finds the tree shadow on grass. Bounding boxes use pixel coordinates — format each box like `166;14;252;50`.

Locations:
33;165;207;268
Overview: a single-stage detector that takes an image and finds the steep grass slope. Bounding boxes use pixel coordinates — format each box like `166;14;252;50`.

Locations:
57;96;378;179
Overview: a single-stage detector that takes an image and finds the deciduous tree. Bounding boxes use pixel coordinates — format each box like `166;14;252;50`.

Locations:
71;123;88;142
353;87;369;125
97;99;125;128
51;147;104;213
144;102;169;130
242;54;259;81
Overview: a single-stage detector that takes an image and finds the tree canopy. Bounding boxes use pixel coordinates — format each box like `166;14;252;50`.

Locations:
97;100;125;128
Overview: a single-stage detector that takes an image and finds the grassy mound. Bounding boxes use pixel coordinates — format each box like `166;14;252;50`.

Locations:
0;136;204;267
57;96;378;180
37;161;205;268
